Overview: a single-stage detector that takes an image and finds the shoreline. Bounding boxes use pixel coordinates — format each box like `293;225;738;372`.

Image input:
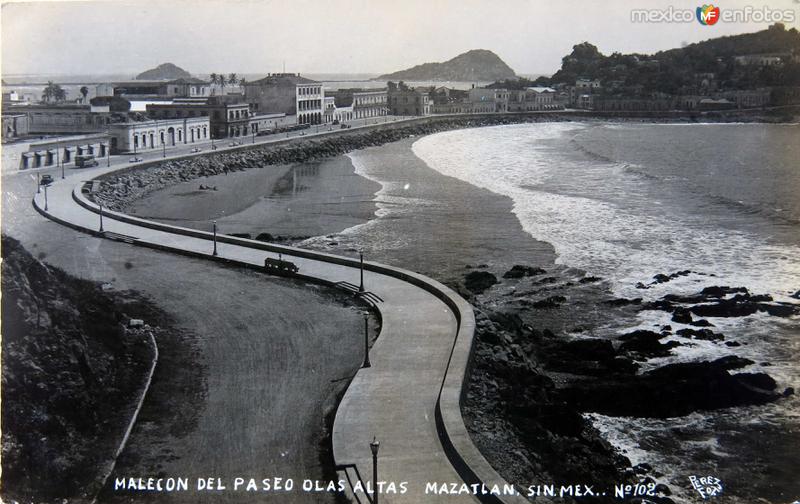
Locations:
84;117;796;502
90;107;800;213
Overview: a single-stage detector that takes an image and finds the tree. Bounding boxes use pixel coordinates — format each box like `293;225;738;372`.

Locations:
218;74;227;94
209;73;218;95
42;81;54;102
54;86;67;102
228;73;238;87
239;77;247;92
42;81;67;103
80;86;89;103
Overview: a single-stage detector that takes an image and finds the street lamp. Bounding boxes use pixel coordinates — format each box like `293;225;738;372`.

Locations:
370;437;380;504
362;311;371;368
36;173;41;194
99;203;104;232
359;251;365;293
43;184;48;211
212;220;218;256
107;143;111;167
59;146;64;179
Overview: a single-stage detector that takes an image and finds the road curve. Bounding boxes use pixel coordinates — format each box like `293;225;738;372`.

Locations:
30;147;527;503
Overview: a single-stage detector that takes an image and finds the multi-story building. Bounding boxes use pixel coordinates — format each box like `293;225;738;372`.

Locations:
352;90;388;119
244;73;324;125
467;88;509;113
507;87;559;112
146;97;294;138
387;82;430;116
323;96;337;123
107;117;210;153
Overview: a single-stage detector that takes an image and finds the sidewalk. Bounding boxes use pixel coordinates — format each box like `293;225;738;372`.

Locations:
31;159;484;503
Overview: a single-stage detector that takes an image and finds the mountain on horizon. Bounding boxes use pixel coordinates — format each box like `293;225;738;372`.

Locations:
378;49;516;82
136;63;192;80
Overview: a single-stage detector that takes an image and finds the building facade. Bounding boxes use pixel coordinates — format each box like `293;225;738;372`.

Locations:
2;113;29;140
468;88;509;113
387;83;430;116
507;87;559;112
97;78;211;99
352;90;388;119
107;117;210;153
7;104;112;134
244;73;324;125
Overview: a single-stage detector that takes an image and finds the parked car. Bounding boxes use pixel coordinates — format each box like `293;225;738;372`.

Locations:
190;147;202;153
40;174;54;185
128;157;142;163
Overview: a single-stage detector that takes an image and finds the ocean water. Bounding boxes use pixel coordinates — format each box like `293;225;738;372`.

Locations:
410;122;800;503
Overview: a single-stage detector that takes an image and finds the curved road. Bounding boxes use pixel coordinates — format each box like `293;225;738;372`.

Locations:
30;155;494;503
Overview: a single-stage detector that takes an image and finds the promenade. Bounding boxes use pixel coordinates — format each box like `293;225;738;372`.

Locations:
26;140;521;502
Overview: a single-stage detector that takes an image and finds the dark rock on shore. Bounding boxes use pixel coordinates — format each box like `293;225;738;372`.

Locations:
531;295;566;309
562;358;780;418
502;265;546;279
641;286;799;320
676;327;724;341
604;297;642;306
464;271;498;294
618;330;680;358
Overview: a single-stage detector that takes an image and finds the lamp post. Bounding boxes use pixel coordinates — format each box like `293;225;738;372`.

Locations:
107;143;111;167
252;131;256;144
43;184;48;211
359;251;365;293
362;311;371;368
370;437;380;504
36;173;40;194
212;220;218;256
99;203;104;232
162;138;166;158
59;146;64;179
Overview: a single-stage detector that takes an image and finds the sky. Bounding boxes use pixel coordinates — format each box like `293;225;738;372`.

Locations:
2;0;799;78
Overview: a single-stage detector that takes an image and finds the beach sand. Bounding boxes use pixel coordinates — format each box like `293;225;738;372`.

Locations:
129;156;381;239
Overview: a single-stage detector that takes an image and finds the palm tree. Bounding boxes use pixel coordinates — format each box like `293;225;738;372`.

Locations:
239;77;247;93
42;81;54;102
218;74;227;94
80;86;89;103
228;73;238;87
209;73;218;95
54;86;67;102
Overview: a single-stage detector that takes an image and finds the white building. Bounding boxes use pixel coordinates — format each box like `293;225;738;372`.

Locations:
107;117;210;153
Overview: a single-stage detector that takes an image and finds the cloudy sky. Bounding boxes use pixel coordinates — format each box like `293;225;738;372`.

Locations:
2;0;799;77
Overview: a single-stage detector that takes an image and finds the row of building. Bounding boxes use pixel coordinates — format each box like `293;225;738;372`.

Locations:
6;67;800;169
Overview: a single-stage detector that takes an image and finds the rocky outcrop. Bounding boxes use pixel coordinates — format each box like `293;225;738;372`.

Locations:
1;236;163;502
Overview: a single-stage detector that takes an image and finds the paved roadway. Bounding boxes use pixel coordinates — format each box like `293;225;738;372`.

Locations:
24;136;480;503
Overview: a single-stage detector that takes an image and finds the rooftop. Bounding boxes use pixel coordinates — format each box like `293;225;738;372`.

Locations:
247;73;319;86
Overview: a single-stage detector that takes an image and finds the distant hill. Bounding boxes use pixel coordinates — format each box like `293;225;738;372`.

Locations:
136;63;191;80
378;49;516;82
543;23;800;93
